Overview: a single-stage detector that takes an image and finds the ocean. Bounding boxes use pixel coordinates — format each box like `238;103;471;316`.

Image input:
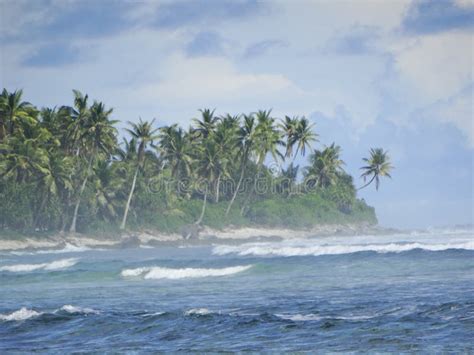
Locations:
1;229;473;352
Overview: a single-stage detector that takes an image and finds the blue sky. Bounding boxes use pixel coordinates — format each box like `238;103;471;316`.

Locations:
1;0;472;228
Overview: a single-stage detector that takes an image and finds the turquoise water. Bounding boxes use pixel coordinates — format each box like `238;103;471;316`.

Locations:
1;229;473;352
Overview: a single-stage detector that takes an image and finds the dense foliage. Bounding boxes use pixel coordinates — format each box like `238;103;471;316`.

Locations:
0;89;392;235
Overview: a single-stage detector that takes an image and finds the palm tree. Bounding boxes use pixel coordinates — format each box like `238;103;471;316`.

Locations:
34;152;73;229
192;108;217;139
0;136;48;183
69;101;117;233
359;148;393;190
212;117;238;202
159;125;194;182
120;118;160;230
93;161;121;223
194;140;220;225
292;117;318;161
304;143;345;188
280;115;299;158
0;89;37;140
240;110;283;215
225;114;255;216
253;110;284;166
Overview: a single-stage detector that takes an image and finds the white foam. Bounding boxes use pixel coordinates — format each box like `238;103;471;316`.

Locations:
276;313;322;321
121;265;253;280
0;263;45;272
213;240;474;257
0;258;78;272
142;311;167;317
185;308;213;316
37;244;93;254
59;305;99;314
0;305;99;322
275;313;376;322
0;307;42;321
120;267;149;277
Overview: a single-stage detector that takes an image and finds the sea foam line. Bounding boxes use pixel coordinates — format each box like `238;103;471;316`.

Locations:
0;258;78;272
121;265;253;280
213;241;474;257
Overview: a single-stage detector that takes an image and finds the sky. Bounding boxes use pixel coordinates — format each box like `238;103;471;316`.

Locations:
0;0;473;229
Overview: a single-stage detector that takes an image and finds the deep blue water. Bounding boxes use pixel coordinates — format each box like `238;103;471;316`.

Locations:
0;230;473;352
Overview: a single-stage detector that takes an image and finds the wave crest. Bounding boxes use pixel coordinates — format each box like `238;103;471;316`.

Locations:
0;304;99;322
58;305;99;314
213;241;474;257
0;258;78;272
121;265;253;280
184;308;214;316
0;307;42;321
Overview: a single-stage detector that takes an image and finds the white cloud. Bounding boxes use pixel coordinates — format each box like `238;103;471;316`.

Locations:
128;53;323;124
385;31;473;143
433;89;474;146
392;32;472;102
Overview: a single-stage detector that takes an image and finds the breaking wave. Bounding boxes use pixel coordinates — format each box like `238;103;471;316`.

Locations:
0;304;98;322
184;308;214;316
213;241;474;257
121;265;253;280
58;305;99;314
0;258;78;272
0;307;43;321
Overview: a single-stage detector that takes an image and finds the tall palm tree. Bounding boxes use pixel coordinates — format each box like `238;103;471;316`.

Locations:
212;117;238;202
359;148;393;190
194;140;220;225
69;101;117;233
120;118;160;230
253;110;284;166
304;143;345;188
240;110;283;215
67;90;90;156
225;114;255;216
292;117;318;161
280;115;299;158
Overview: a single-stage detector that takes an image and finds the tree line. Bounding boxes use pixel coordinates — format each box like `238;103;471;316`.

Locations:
0;89;393;234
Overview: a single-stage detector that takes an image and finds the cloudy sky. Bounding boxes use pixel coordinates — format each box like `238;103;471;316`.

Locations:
1;0;473;228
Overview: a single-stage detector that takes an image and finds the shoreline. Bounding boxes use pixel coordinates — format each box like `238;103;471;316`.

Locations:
0;223;398;253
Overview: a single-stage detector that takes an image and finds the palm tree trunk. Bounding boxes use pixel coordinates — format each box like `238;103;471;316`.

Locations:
195;191;208;225
225;164;245;217
120;166;139;230
215;173;221;203
291;146;300;164
357;175;376;190
69;155;93;233
240;163;262;216
60;190;71;234
33;192;49;229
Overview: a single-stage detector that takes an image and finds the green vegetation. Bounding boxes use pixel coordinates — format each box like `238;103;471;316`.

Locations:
0;89;392;237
